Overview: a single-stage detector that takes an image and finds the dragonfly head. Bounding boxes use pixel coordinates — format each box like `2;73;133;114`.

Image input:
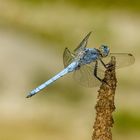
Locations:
99;45;110;57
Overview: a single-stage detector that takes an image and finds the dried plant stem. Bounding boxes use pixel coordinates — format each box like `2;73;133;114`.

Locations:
92;57;117;140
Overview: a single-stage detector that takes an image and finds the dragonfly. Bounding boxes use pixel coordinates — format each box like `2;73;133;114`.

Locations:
26;32;135;98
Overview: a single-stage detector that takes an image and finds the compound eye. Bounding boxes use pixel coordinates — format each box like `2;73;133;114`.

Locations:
103;45;107;49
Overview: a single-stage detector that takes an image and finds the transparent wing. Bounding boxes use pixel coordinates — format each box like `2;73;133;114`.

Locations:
102;53;135;69
63;48;75;68
74;32;91;54
73;62;104;87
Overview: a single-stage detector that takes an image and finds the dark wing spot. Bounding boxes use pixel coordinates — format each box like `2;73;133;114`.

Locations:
128;53;133;56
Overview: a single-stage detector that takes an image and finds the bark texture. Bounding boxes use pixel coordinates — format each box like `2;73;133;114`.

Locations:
92;56;117;140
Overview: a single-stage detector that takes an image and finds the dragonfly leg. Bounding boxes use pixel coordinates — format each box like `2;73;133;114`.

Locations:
99;58;108;69
94;61;102;82
94;61;110;86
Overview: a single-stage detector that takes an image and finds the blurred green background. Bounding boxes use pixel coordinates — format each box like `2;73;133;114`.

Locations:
0;0;139;140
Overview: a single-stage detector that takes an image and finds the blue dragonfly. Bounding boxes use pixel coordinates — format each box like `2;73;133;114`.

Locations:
26;32;135;98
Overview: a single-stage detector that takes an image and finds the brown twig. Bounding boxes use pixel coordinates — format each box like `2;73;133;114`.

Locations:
92;56;117;140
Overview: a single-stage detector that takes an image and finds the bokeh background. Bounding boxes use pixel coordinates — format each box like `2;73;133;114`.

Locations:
0;0;139;140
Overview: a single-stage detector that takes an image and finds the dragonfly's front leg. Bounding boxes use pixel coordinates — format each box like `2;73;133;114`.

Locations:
94;61;109;86
99;58;115;69
94;61;102;82
99;58;109;69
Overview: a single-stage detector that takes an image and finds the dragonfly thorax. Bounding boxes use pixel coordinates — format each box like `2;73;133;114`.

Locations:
78;48;99;65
